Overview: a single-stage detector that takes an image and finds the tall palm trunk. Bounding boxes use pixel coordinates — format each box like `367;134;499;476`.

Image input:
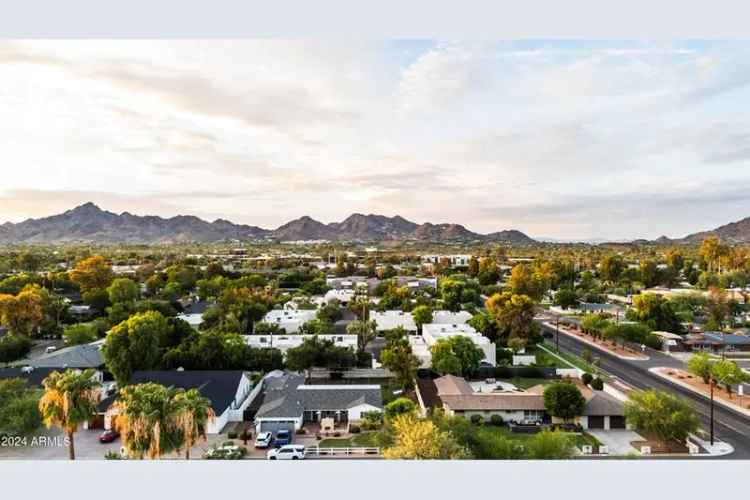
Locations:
68;431;75;460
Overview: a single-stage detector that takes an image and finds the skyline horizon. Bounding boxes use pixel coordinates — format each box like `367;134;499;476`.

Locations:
2;199;745;243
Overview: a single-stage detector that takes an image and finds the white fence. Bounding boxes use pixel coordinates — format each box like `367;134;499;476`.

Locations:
305;447;380;457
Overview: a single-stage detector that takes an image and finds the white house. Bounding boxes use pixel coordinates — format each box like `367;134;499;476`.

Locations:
410;323;496;367
244;334;358;354
324;289;356;305
262;309;317;333
371;310;417;332
421;255;472;267
432;310;473;324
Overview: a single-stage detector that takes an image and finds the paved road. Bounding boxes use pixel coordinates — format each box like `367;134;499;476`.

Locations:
539;321;750;459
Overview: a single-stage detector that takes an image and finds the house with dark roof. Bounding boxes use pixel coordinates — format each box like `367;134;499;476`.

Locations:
253;370;383;434
0;366;62;387
433;374;628;430
102;370;254;434
28;340;105;371
684;332;750;353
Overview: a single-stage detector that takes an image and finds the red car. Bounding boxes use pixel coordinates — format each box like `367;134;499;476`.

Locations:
99;430;120;443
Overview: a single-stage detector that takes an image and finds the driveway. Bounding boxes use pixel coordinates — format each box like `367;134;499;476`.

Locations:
588;430;642;456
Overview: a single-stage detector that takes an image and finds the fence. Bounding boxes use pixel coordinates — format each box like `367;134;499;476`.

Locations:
305;447;380;457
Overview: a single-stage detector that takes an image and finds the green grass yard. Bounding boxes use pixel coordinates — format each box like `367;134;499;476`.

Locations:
317;432;380;448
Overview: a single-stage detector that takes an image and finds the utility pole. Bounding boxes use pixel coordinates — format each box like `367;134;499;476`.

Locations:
555;314;560;352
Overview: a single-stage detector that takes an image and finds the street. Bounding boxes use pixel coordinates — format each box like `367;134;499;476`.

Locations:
538;321;750;459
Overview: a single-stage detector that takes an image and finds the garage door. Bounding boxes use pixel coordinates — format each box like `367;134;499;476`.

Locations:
609;416;626;429
259;420;296;434
588;416;605;429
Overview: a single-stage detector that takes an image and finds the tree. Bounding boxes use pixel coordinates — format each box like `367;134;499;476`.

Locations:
103;311;169;386
38;369;101;460
687;352;713;384
630;293;682;333
711;359;748;395
113;383;186;459
70;256;113;293
383;413;468;459
0;378;41;437
63;323;97;346
639;259;661;288
107;278;139;305
285;336;356;371
507;336;527;354
411;305;433;334
346;319;377;353
380;338;421;390
430;336;484;378
599;255;625;283
580;313;611;340
554;288;578;310
0;288;44;337
543;381;585;422
174;388;215;459
0;334;32;362
485;292;540;343
624;390;699;448
509;264;545;301
384;397;417;419
526;430;576;459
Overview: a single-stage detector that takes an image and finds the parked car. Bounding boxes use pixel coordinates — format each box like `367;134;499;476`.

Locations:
99;430;120;443
267;444;305;460
273;429;292;446
45;346;57;354
254;431;273;448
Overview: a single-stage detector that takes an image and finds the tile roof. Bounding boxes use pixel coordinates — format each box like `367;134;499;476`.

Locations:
583;392;625;416
434;374;475;395
440;394;546;411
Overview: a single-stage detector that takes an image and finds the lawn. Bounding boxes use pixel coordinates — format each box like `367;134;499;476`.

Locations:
478;425;600;449
317;432;380;448
539;341;609;380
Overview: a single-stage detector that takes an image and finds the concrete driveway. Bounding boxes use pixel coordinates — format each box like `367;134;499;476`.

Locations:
588;430;642;456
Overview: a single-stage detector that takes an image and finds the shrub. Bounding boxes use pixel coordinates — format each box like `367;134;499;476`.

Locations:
0;335;32;362
227;432;237;440
349;425;361;433
104;451;122;460
581;373;593;386
333;431;341;437
644;334;663;351
490;415;504;426
385;397;417;419
315;433;322;440
470;414;483;425
590;377;604;391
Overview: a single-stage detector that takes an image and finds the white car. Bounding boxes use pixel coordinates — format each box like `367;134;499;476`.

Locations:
254;432;273;448
266;444;305;460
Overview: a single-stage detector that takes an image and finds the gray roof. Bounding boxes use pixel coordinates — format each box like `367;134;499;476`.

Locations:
584;392;625;416
29;341;104;369
255;371;382;419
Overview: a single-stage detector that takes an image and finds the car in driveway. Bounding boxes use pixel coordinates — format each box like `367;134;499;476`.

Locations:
273;429;292;446
99;430;120;443
267;444;305;460
254;431;273;448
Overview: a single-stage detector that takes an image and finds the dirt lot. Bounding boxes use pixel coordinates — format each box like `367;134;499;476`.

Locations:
658;368;750;410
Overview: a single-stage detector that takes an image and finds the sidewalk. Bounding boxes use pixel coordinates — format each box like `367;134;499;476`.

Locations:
542;322;649;361
649;367;750;418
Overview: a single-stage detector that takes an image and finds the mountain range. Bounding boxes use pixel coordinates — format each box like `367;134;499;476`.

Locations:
0;203;536;244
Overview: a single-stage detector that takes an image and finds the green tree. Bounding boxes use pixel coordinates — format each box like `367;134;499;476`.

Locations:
411;305;433;334
384;397;417;419
107;278;139;305
631;293;682;333
70;256;114;293
599;255;625;283
711;359;748;396
113;383;186;459
380;338;421;390
103;311;169;386
624;390;699;448
174;388;215;459
509;264;545;301
346;319;377;353
554;288;578;310
63;323;97;346
38;369;101;460
687;352;713;384
0;378;41;437
430;336;484;378
543;381;585;422
485;292;540;343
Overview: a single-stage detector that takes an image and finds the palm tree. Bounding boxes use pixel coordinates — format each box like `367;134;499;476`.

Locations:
174;388;215;459
38;369;101;460
113;383;186;459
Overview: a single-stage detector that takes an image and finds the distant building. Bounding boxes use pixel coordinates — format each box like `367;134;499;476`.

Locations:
262;309;317;334
411;323;496;367
371;311;417;333
244;334;358;354
432;310;473;324
421;255;471;268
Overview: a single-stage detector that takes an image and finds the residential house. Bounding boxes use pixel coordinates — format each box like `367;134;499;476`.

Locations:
371;310;417;333
253;370;382;433
101;370;254;434
413;323;496;367
432;310;473;324
244;334;358;355
684;332;750;353
262;309;317;333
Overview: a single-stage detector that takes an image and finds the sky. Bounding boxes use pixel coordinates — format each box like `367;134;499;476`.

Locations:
0;39;749;240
